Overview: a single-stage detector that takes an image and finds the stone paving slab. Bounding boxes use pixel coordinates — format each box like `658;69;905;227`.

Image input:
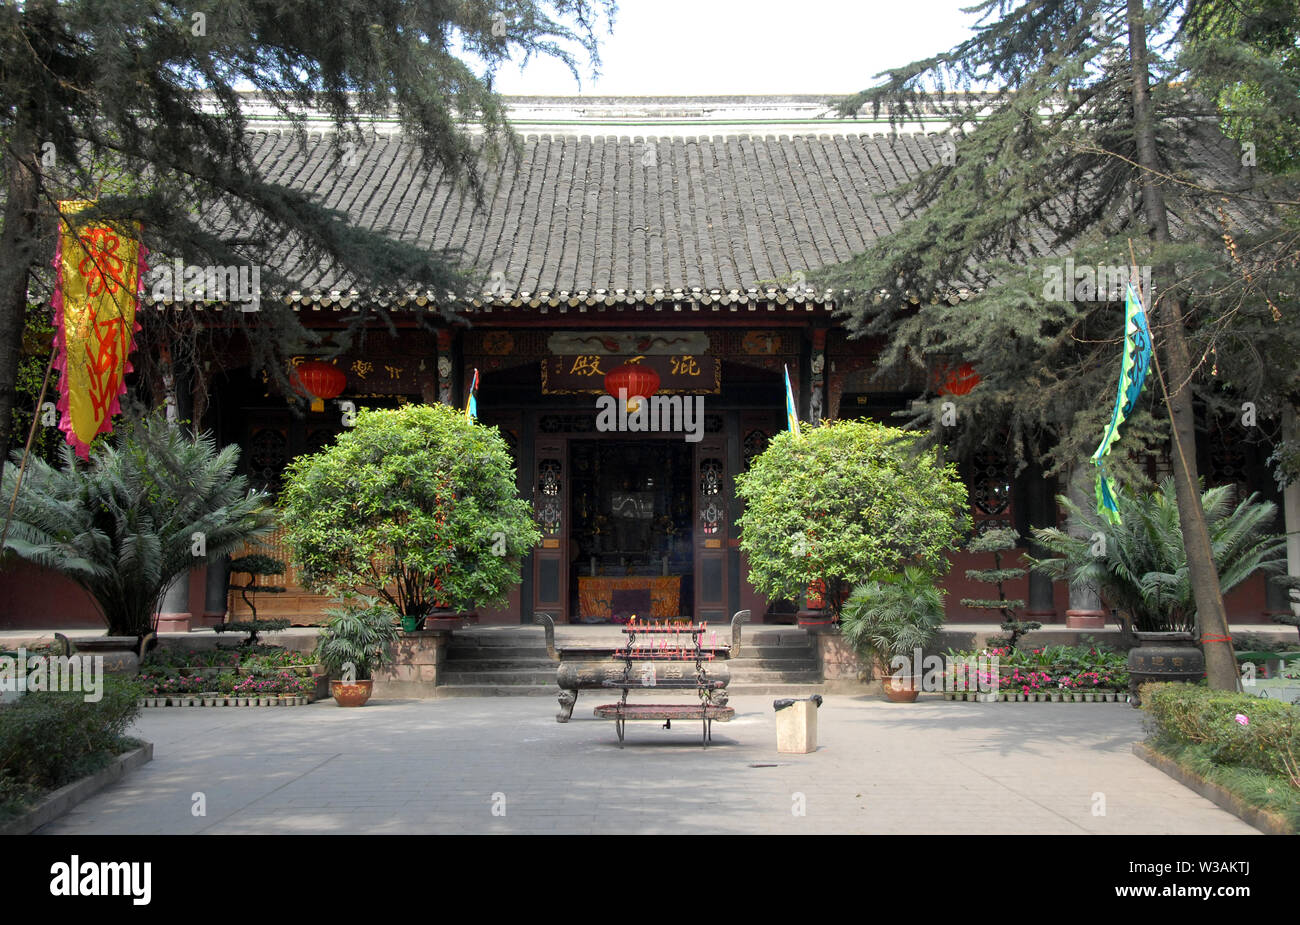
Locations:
35;695;1257;835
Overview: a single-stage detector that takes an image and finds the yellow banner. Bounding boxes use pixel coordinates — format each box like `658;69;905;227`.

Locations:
53;201;145;458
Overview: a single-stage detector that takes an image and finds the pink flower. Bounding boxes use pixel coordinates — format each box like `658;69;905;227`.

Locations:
1234;714;1249;726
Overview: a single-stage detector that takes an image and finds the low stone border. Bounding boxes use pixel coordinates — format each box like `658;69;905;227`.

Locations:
1132;741;1295;835
0;742;153;835
138;696;312;707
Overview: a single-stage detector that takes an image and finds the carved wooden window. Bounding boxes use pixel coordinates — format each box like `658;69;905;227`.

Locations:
537;458;562;535
742;428;771;471
699;458;725;535
248;427;288;494
970;446;1013;534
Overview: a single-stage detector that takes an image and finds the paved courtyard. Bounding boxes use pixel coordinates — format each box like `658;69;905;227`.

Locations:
39;694;1256;834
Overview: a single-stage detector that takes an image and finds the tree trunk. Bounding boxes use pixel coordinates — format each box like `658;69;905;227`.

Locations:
1127;0;1238;690
0;125;42;470
1284;406;1300;619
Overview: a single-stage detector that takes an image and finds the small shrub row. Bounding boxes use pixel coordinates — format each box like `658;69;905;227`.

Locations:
1142;682;1300;786
0;677;142;818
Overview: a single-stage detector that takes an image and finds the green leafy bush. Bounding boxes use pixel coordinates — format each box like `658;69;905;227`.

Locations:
1;414;274;637
1143;682;1299;782
0;677;142;817
735;420;969;618
280;404;540;618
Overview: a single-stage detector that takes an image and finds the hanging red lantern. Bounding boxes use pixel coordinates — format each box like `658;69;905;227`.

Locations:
292;360;347;412
603;361;660;412
938;362;981;396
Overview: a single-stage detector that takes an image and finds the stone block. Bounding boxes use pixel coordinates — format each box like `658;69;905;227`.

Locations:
775;699;818;754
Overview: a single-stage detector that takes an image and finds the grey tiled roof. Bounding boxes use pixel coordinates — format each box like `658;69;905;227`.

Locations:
224;130;967;309
153;121;1256;312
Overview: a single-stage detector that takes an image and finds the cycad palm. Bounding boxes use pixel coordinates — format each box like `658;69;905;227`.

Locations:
2;416;274;636
1030;478;1286;633
839;565;947;671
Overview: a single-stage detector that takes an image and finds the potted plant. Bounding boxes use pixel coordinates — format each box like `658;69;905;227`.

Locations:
315;597;400;707
839;565;947;702
735;420;970;630
1031;477;1287;705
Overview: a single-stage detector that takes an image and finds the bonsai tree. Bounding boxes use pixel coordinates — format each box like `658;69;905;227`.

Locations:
1030;477;1287;635
735;419;970;620
314;597;400;681
216;554;291;645
839;565;947;682
1;414;273;637
279;404;540;620
961;527;1039;650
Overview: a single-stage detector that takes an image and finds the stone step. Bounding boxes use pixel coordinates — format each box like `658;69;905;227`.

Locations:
726;683;827;696
434;682;826;698
442;658;558;671
439;669;557;686
435;684;557;698
729;656;820;671
728;669;823;684
450;631;547;646
737;645;818;660
446;645;554;659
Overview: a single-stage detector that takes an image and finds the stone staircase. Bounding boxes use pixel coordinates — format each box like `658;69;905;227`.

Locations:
435;623;823;698
725;627;823;695
436;627;558;696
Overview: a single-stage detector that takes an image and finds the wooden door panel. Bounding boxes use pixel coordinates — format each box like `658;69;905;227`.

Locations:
532;438;569;621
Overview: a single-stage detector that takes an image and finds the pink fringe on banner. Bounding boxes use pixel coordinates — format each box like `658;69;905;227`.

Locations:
51;226;148;460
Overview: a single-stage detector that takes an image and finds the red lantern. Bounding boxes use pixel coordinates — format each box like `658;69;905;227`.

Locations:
292;360;347;412
603;361;660;412
938;362;981;397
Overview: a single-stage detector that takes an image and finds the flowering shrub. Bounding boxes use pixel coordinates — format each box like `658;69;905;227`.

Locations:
138;649;319;699
945;643;1130;692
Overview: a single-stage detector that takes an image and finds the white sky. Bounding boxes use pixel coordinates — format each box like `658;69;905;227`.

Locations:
486;0;987;96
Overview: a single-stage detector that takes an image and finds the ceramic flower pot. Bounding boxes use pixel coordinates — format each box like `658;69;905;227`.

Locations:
330;679;374;707
883;677;920;703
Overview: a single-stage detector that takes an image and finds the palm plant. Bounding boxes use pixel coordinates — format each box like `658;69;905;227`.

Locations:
314;597;400;681
839;565;947;678
1029;478;1287;634
1;415;273;637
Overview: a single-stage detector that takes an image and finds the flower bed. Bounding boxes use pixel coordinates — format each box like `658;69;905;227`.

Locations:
941;643;1130;702
136;647;321;707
